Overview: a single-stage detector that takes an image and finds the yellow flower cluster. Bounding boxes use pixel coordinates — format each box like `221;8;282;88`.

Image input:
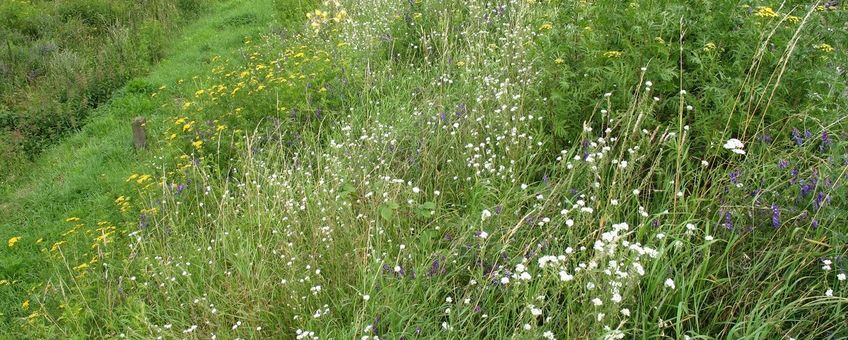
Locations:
115;196;131;213
754;6;778;18
814;43;834;53
306;7;348;33
8;236;21;248
604;50;624;58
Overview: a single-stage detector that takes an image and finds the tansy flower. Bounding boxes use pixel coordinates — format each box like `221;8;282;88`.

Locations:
554;58;564;64
22;300;29;310
603;50;624;58
65;217;80;222
754;6;778;18
539;22;553;31
192;140;204;150
814;43;834;53
8;236;21;248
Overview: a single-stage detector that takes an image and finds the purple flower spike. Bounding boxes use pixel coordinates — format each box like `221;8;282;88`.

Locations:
771;204;780;228
724;212;734;230
792;128;804;145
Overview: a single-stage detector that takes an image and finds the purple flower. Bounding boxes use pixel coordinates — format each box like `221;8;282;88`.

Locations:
820;131;831;152
814;192;828;210
455;103;467;117
792;128;804;145
800;181;814;197
729;170;740;184
778;159;788;169
138;214;149;229
771;204;780;228
724;212;734;230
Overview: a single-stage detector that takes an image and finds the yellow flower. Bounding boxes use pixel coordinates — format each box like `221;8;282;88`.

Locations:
554;58;564;64
603;50;624;58
51;241;66;252
22;300;29;310
7;236;21;248
704;42;717;52
74;263;89;271
815;43;834;53
192;140;204;150
539;22;553;31
65;217;80;223
754;6;778;18
785;15;800;24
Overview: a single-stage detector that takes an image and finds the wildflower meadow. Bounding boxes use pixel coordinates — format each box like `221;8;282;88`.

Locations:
1;0;847;338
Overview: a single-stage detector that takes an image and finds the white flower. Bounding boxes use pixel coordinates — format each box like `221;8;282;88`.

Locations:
620;308;631;316
362;294;370;301
530;306;543;316
543;331;556;340
825;288;833;297
592;298;603;306
412;186;420;193
611;293;622;303
481;209;492;221
705;235;714;241
478;230;489;239
722;138;745;154
664;278;676;290
838;273;846;281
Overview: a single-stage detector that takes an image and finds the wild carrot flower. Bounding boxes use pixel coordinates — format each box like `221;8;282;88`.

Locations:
723;138;745;154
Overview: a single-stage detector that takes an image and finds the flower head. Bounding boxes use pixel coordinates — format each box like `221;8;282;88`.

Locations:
722;138;745;154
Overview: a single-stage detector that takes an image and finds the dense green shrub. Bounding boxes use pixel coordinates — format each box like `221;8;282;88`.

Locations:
535;1;847;150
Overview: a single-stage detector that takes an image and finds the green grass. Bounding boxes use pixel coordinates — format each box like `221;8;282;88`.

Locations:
0;0;280;334
2;0;847;338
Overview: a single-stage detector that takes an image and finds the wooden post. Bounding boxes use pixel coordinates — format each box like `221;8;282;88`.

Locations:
132;117;147;150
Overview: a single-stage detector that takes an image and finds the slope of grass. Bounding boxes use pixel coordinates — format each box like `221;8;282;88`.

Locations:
0;0;207;171
0;0;282;334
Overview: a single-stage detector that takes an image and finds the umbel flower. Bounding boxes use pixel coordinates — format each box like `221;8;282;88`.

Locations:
723;138;746;154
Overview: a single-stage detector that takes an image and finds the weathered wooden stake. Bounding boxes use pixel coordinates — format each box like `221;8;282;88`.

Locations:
132;116;147;150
